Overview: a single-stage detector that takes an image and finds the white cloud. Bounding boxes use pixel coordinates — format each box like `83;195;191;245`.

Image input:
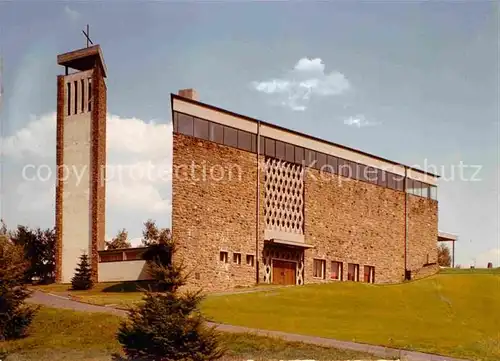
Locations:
294;58;325;73
251;57;351;111
343;114;380;128
106;115;171;155
1;112;172;214
129;237;144;247
2;113;56;158
64;5;80;22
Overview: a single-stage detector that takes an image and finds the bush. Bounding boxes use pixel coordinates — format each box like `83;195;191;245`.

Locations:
118;233;223;361
118;289;223;361
0;235;38;340
71;253;93;290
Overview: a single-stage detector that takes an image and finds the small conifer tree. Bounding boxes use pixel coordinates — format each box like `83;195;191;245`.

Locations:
71;253;93;290
117;239;223;360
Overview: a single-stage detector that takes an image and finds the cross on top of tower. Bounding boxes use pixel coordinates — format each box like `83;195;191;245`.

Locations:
82;24;93;48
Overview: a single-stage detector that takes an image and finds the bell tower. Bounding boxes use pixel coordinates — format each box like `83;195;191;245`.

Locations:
55;44;107;283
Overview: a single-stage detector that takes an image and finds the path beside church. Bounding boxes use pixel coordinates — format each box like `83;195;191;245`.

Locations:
28;290;470;361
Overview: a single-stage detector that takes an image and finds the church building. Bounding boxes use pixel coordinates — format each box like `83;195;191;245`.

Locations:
54;43;441;291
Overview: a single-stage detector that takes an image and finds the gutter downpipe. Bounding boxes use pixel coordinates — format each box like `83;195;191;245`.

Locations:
404;167;409;280
256;120;261;284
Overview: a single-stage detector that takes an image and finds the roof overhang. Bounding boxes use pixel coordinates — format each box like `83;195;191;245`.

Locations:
171;94;440;183
57;45;107;78
438;231;458;242
266;239;315;249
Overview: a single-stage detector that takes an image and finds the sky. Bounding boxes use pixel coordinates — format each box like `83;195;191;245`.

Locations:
0;1;498;267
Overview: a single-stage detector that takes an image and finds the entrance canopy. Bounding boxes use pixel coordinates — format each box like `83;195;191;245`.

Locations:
266;238;314;249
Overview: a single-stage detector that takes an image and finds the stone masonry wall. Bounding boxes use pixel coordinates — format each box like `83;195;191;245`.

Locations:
304;168;406;284
407;195;438;273
173;133;438;290
90;66;107;282
172;134;265;293
55;75;65;283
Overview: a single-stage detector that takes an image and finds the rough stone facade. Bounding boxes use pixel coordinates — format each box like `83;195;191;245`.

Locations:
171;96;439;292
55;75;65;283
407;195;439;273
173;132;439;291
304;168;406;284
90;65;107;281
172;134;265;292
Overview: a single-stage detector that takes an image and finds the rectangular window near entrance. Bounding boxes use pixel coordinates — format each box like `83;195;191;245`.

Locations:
313;259;325;279
219;251;228;263
331;261;343;281
364;266;375;283
347;263;359;281
246;254;254;266
233;253;241;265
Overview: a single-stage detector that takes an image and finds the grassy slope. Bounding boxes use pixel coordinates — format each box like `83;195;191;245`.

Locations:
32;282;144;309
0;307;376;361
202;272;500;361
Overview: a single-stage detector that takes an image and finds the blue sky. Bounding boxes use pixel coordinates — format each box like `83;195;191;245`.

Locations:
0;1;498;267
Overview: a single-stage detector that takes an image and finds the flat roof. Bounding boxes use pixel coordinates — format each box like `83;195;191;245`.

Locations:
171;93;440;179
438;231;458;241
98;246;148;254
57;45;107;78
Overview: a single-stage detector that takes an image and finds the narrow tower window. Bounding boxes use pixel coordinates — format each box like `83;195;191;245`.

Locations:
81;79;85;113
74;81;78;115
67;82;71;116
88;78;92;111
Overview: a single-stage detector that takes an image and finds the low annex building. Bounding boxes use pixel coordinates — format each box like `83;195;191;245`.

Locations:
54;43;441;290
171;90;440;292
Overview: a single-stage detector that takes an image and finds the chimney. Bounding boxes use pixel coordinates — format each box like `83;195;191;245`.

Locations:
178;88;199;101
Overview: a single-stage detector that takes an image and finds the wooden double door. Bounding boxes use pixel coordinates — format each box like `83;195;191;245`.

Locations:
272;260;297;285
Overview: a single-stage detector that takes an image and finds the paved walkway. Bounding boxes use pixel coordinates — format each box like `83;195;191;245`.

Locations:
28;291;471;361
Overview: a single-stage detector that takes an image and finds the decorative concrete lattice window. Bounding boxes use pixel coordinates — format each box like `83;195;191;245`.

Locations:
264;157;304;234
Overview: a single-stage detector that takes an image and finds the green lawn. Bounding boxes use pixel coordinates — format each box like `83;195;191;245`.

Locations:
0;307;376;361
31;282;145;309
29;270;500;360
439;267;500;275
202;272;500;361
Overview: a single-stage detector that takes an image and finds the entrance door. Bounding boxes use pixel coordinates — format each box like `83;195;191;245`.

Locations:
272;260;296;285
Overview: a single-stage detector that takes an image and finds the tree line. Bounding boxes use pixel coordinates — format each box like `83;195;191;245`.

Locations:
1;219;224;360
0;219;166;285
